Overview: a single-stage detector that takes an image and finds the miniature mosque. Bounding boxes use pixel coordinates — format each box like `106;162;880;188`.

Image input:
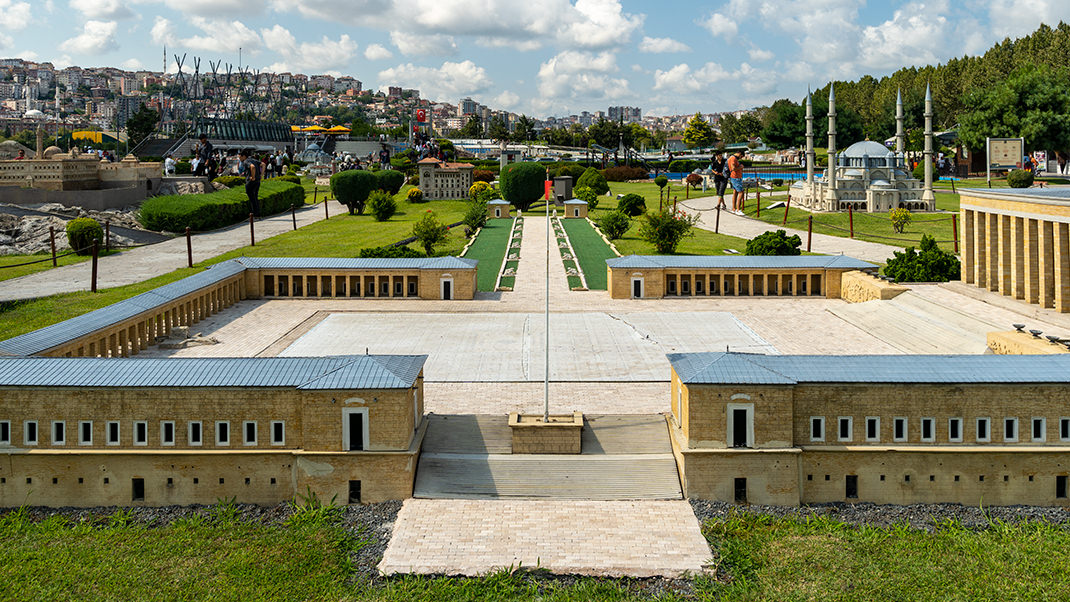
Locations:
789;85;936;213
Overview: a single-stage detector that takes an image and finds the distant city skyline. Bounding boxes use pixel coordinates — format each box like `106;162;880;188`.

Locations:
2;1;1069;118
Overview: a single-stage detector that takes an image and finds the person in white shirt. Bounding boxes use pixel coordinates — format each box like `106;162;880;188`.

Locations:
164;155;176;175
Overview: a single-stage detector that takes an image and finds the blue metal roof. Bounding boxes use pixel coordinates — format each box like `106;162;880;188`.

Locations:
0;260;247;357
237;256;478;270
668;352;1070;385
0;355;425;389
487;199;510;205
563;199;588;205
607;255;875;270
965;188;1070;202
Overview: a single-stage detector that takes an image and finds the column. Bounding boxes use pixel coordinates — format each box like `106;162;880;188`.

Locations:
973;210;987;287
1055;222;1070;313
998;214;1012;295
1011;216;1025;299
1025;219;1040;304
963;210;974;284
118;330;129;357
987;213;1000;292
137;322;147;351
1040;221;1056;308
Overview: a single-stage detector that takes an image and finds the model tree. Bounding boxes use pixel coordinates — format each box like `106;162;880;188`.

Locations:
682;113;715;149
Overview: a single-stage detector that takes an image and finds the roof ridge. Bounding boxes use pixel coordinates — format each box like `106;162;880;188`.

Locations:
732;353;797;382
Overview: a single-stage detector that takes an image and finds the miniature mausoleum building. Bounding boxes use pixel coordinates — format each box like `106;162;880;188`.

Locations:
487;199;511;219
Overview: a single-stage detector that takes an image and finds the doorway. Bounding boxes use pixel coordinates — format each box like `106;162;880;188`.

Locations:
732;409;748;447
343;408;368;451
631;277;643;298
441;278;452;300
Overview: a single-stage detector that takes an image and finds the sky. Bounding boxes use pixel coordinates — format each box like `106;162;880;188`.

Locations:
3;0;1070;118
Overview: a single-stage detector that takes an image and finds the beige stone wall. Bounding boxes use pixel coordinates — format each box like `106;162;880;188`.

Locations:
607;266;843;299
0;158;100;191
680;380;794;449
839;270;907;302
988;331;1070;355
245;268;477;301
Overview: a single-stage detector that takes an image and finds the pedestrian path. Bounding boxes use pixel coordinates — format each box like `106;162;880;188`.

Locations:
676;196;901;264
512;210;570;294
0;199;346;302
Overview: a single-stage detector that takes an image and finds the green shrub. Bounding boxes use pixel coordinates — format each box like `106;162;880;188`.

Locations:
618;193;646;217
408;173;419;186
469;181;491;200
138;181;303;232
912;163;928;180
1007;169;1034;188
884;234;961;282
330;170;377;215
412;211;450;255
286;164;301;175
745;229;802;256
638;210;699;254
175;161;192;175
213;175;244;188
406;188;424;203
472;169;495;182
549;162;587;182
367;190;398;222
772;178;785;187
276;175;301;184
499;162;546;212
890;207;912;233
599;211;630;240
463;199;488;236
375;169;406;194
65;217;103;255
359;245;425;258
601;166;648;182
574;185;599;211
654;175;668;190
576;167;609;195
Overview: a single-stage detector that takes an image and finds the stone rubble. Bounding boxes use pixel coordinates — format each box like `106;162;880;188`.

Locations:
0;203;144;255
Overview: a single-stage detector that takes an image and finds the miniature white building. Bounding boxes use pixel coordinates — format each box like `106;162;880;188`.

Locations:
418;158;475;201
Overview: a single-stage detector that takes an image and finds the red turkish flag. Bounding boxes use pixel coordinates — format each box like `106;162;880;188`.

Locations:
416;109;427;123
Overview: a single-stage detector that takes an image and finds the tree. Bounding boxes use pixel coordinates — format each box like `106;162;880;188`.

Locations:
575;167;609;195
719;114;741;143
457;114;482;138
745;230;802;256
375;170;406;195
629;123;652;150
330;170;377;215
884;235;961;282
957;63;1070;152
588;117;631;148
367;190;397;221
512;114;536;142
638;210;699;254
499;162;545;211
598;211;630;240
617;193;646;217
574;185;599;211
126;103;159;151
682;113;715;149
412;211;450;255
487;115;510;141
736;113;763;141
759;99;805;150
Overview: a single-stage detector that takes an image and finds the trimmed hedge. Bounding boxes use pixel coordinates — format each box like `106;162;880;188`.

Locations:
375;169;406;194
1007;169;1034;188
331;170;377;215
65;218;103;255
602;166;649;181
213;175;244;188
500;162;547;212
576;167;609;195
139;180;304;232
275;175;301;184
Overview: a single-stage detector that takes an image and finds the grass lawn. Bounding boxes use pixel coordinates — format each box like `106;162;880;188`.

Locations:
0;189;470;340
0;250;122;284
463;218;512;292
560;219;616;290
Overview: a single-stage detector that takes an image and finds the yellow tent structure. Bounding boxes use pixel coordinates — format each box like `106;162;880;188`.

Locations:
302;125;328;132
71;131;120;144
325;125;351;134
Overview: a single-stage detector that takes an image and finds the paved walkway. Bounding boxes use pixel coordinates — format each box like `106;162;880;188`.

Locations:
513;211;570;294
378;499;712;577
675;196;901;264
0;199;347;302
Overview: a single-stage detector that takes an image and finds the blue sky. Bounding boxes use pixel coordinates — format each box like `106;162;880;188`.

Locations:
3;0;1069;117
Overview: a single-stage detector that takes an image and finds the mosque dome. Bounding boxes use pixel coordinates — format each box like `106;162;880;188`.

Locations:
842;140;894;159
43;146;62;158
22;109;45;119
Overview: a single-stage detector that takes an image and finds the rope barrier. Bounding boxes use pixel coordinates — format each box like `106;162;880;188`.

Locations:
0;246;92;269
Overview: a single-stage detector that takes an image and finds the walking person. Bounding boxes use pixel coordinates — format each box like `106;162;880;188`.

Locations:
239;150;261;217
727;149;746;214
194;134;213;176
710;151;728;210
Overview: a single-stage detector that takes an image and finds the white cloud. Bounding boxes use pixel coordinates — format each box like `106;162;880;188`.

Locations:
858;0;950;70
150;16;176;46
748;48;774;62
390;31;457;56
494;90;520;109
262;25;358;73
639;36;691;53
364;43;393;60
377;60;492;101
0;0;32;30
181;17;261;54
121;58;145;70
69;0;134;20
988;0;1070;38
556;0;643;48
60;20;119;55
164;0;256;17
534;50;630;113
700;8;740;40
653;62;732;93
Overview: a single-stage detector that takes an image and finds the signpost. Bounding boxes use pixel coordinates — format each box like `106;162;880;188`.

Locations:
987;137;1024;188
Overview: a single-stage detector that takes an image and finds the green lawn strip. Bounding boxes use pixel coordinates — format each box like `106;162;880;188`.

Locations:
699;512;1070;601
0;250;120;284
0;194;470;340
499;275;515;289
462;218;512;292
560;219;616;290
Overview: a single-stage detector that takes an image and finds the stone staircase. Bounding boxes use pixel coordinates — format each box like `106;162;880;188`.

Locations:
413;414;683;500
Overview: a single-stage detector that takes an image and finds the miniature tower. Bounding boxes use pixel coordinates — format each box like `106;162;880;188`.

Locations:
922;83;935;204
825;84;838;203
895;88;905;166
805;89;814;188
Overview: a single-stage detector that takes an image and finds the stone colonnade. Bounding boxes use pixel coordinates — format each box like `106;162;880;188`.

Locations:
260;271;421;299
663;271;824;297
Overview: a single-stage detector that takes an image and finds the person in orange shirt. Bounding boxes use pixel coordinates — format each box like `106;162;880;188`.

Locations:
727;149;745;214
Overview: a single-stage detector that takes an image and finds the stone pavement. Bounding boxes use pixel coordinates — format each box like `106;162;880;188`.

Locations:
512;210;570;295
378;499;712;577
0;199;347;302
675;195;902;264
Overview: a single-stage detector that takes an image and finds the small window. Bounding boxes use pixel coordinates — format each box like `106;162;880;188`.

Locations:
948;418;962;443
107;421;120;445
216;421;230;446
837;417;852;442
1058;476;1068;500
976;417;990;442
24;421;38;446
920;418;934;442
810;417;825;442
161;421;175;446
1032;418;1046;442
189;421;203;446
734;477;747;503
52;421;66;446
0;421;9;445
244;421;257;446
271;421;285;446
1004;417;1018;442
134;421;148;445
865;417;879;442
79;421;93;445
132;478;144;502
845;475;858;499
893;417;907;442
1061;418;1070;442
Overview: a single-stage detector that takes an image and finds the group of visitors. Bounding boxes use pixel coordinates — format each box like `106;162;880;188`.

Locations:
709;149;747;215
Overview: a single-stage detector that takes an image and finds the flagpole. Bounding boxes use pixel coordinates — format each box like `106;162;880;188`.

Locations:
544;169;550;422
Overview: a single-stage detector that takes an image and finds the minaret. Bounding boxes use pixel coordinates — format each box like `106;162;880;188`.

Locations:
826;84;838;203
922;83;935;205
805;88;814;189
895;87;905;166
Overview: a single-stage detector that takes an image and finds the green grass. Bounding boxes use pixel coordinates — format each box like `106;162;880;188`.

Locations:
699;511;1070;601
560;219;616;290
463;218;512;292
0;190;471;340
0;250;121;284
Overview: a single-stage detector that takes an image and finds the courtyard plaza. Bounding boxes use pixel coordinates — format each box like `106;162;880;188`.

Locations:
120;209;1070;577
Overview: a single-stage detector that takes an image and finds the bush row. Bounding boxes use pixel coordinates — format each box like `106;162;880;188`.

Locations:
139;180;304;232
